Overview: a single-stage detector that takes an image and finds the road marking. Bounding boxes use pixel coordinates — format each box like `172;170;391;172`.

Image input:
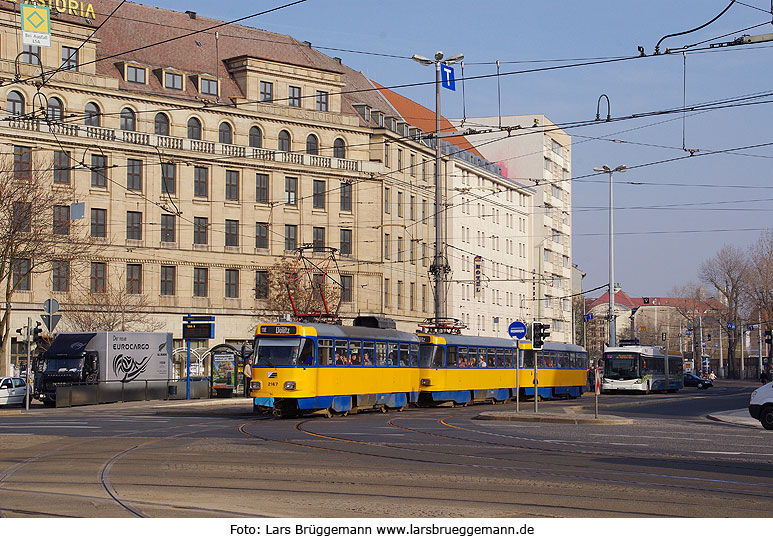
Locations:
334;432;405;436
0;424;101;428
609;442;648;446
696;450;773;456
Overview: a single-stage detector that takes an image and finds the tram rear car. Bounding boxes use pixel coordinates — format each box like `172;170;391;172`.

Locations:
417;336;588;403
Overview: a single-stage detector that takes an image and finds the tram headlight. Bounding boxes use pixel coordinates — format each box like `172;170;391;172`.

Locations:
284;381;297;391
250;380;262;391
420;378;431;386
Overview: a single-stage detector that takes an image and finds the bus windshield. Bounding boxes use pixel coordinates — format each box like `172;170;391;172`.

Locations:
255;338;302;367
604;353;640;380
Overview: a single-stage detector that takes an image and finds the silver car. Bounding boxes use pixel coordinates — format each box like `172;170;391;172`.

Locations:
0;377;28;407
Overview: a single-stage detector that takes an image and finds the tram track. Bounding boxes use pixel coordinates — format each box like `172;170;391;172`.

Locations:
0;415;274;518
236;416;771;515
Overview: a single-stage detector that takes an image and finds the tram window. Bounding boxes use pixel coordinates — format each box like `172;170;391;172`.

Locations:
350;341;362;366
335;339;348;366
504;349;513;368
486;348;496;368
458;347;468;368
496;349;505;368
388;343;399;367
376;342;387;367
410;344;418;367
298;338;315;367
468;348;479;368
561;352;569;369
447;345;458;367
523;351;533;368
434;346;446;368
318;338;333;366
363;341;375;366
399;344;410;367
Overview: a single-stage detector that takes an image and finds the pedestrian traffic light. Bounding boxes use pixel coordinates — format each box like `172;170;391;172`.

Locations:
765;330;772;344
707;334;711;342
532;321;550;350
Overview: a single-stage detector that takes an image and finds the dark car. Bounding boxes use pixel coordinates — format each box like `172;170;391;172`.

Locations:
684;373;713;389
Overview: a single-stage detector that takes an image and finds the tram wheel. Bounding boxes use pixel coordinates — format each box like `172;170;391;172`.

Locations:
323;409;333;418
339;411;349;417
380;405;388;413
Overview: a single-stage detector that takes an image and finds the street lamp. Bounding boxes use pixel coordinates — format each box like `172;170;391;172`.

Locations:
412;50;463;323
593;164;626;348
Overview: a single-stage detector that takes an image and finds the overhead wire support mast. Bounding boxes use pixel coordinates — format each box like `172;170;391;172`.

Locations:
411;51;463;329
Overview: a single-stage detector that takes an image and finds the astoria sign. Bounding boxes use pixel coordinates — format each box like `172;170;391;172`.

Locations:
11;0;96;19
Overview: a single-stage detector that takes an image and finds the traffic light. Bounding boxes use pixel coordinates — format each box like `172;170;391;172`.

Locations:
532;321;551;350
707;334;711;341
765;330;772;345
32;322;43;344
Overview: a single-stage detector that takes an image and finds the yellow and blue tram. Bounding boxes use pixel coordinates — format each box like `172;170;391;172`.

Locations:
249;317;589;417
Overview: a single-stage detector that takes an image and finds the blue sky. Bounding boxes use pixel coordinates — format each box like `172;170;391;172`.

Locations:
144;0;773;299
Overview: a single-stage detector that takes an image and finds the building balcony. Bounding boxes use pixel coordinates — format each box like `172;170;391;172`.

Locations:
7;118;376;174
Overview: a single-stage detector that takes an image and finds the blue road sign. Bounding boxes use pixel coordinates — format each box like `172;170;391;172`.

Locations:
441;64;455;91
508;321;527;340
583;313;593;322
727;323;736;330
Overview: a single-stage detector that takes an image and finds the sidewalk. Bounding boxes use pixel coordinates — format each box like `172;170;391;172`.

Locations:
707;408;762;429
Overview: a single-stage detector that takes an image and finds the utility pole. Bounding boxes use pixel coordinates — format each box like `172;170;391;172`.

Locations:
719;324;724;378
759;310;763;378
25;317;31;411
411;51;463;324
741;322;745;379
593;164;626;348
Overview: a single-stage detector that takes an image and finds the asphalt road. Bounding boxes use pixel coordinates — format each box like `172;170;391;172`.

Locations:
0;381;769;518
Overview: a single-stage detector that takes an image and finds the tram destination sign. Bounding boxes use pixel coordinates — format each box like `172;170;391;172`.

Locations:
260;325;297;335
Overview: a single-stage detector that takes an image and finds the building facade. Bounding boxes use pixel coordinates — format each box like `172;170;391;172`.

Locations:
0;0;540;376
451;115;573;342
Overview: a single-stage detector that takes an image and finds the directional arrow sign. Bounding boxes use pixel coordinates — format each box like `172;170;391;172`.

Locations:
41;314;61;332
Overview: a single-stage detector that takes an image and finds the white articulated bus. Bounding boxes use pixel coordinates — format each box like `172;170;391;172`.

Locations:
602;346;684;394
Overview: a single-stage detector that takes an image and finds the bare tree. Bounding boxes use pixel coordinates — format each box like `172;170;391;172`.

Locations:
0;154;92;372
60;267;164;332
699;245;749;378
669;282;713;360
745;230;773;370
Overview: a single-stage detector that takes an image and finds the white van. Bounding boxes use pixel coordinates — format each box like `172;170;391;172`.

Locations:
749;382;773;430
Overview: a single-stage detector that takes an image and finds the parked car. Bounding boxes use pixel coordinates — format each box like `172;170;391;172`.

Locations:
683;372;713;389
0;377;28;406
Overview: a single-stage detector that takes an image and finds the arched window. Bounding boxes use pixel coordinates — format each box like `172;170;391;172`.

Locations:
84;102;101;127
187;117;202;140
278;130;291;152
218;122;232;144
154;113;170;136
120;108;136;131
249;126;262;148
47;97;64;122
305;134;319;155
333;138;346;159
7;91;24;116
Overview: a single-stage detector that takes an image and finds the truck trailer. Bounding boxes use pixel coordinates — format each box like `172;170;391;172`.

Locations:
36;332;173;406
